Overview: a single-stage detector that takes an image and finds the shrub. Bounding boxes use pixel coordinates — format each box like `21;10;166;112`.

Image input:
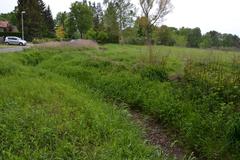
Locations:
86;29;97;40
96;31;108;44
0;32;22;38
140;65;168;82
228;114;240;150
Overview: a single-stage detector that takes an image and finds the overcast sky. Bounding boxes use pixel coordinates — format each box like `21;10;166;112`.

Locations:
1;0;240;36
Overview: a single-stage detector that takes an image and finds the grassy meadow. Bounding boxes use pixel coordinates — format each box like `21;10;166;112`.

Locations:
0;44;240;159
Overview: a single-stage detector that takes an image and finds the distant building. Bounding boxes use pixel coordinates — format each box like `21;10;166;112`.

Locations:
0;21;11;32
0;21;18;32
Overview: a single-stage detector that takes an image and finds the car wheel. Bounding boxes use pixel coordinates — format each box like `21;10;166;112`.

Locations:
19;43;23;46
6;42;9;45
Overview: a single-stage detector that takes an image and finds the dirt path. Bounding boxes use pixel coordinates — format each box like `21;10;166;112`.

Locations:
129;110;195;160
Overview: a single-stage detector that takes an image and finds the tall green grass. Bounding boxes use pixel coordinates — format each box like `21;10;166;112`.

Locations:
0;49;165;159
1;44;239;159
34;45;239;159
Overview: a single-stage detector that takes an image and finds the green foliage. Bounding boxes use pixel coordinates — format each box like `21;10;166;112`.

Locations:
105;0;135;44
92;2;104;32
17;0;55;40
70;2;93;38
86;29;108;43
55;12;68;29
187;27;202;48
96;31;108;44
86;28;97;40
0;32;21;38
140;65;168;81
228;114;240;152
37;45;240;159
55;26;65;40
104;2;119;43
172;34;187;47
156;25;175;46
0;12;17;26
0;48;165;160
1;45;240;159
42;5;55;37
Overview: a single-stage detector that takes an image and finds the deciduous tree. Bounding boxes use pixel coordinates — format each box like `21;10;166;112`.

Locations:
70;1;93;38
139;0;173;62
104;0;135;44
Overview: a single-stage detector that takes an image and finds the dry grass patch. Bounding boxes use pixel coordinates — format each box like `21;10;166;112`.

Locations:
35;39;98;49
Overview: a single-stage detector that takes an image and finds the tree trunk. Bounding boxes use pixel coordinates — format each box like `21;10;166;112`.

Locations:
119;17;124;45
119;30;124;45
80;32;83;39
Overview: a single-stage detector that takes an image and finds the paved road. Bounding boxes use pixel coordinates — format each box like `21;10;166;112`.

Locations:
0;47;24;53
0;45;32;53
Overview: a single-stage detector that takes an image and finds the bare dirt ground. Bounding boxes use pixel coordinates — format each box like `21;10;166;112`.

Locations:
129;110;196;160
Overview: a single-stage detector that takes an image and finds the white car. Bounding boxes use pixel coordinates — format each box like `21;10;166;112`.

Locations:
5;36;27;46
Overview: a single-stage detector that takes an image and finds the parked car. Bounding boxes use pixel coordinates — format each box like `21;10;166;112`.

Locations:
5;36;27;46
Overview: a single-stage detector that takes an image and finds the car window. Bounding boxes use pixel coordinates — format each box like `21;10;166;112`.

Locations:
8;37;17;40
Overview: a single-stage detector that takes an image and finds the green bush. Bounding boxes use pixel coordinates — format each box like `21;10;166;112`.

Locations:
86;30;108;44
86;28;97;40
96;31;108;44
228;115;240;151
0;32;22;38
140;65;168;82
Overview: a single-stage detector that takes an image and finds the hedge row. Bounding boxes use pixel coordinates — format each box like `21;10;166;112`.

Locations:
0;32;22;38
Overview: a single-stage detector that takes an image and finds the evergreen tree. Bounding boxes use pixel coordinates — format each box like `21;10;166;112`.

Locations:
17;0;55;40
103;2;119;43
65;12;77;39
44;6;55;37
17;0;43;40
91;2;104;31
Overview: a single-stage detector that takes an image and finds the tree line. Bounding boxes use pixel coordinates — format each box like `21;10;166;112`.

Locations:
150;26;240;49
1;0;239;49
54;0;240;49
55;0;135;44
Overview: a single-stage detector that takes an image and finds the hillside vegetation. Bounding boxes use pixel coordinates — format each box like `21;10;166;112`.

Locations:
0;45;240;159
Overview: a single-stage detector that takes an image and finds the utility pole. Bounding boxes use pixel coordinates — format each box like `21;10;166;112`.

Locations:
21;11;26;40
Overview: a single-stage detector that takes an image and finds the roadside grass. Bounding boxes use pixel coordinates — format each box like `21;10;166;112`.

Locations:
0;44;23;49
0;44;239;159
0;51;166;159
0;44;9;48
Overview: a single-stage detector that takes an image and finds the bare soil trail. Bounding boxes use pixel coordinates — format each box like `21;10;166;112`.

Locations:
129;109;196;160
